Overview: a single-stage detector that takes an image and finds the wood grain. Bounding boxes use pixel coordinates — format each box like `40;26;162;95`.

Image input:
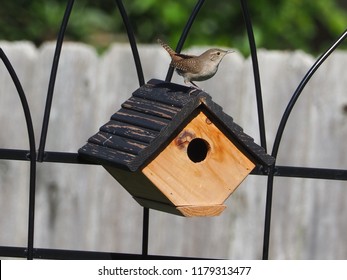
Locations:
135;197;226;217
142;111;255;207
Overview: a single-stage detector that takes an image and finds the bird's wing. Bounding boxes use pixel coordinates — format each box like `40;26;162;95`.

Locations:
172;57;200;74
175;53;196;59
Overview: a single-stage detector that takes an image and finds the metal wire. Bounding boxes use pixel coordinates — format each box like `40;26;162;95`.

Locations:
0;245;207;260
114;0;148;255
142;207;150;257
272;29;347;159
240;0;267;152
38;0;75;162
0;48;37;260
1;0;347;261
115;0;145;87
262;29;347;260
165;0;205;82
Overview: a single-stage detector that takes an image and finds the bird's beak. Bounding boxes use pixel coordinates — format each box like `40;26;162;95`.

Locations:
226;50;235;54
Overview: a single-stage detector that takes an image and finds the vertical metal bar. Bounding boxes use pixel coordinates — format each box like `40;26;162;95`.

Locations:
114;0;148;256
165;0;205;82
240;0;271;259
37;0;75;162
27;161;37;259
142;207;149;257
0;49;37;260
262;167;274;260
262;29;347;260
240;0;267;151
115;0;145;87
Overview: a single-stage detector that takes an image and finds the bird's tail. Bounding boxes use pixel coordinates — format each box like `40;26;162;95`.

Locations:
157;38;176;56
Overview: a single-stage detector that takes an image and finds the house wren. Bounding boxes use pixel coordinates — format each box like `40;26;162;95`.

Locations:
158;39;233;87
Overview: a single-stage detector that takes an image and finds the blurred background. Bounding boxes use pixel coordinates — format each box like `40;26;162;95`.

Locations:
1;0;347;55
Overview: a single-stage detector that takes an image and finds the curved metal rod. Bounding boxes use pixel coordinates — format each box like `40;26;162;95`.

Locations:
115;0;145;87
0;48;37;260
262;29;347;260
271;29;347;159
165;0;205;82
37;0;75;162
240;0;267;151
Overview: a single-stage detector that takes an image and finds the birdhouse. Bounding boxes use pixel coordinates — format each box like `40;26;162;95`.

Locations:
78;79;274;217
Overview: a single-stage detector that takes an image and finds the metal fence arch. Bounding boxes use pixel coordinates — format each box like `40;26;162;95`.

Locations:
0;0;347;259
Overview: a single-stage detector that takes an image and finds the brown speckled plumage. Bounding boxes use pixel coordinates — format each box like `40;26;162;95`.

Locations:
158;39;233;87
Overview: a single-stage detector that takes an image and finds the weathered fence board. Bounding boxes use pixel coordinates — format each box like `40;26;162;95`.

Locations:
1;41;347;259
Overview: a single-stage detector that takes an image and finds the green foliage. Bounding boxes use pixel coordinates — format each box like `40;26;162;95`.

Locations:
0;0;346;55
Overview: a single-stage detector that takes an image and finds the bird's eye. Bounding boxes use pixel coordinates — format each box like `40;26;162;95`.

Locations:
217;51;221;55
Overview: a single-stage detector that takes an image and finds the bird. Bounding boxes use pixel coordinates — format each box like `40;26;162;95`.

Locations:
158;38;233;88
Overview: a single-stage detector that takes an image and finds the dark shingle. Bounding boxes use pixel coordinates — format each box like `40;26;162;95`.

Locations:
79;79;275;171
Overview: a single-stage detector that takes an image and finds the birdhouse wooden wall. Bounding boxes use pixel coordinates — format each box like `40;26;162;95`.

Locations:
105;110;255;217
79;79;274;217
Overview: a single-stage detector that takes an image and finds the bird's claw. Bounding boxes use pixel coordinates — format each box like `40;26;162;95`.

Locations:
188;87;201;96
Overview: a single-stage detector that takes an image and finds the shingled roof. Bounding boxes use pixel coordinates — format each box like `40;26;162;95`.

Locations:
78;79;274;171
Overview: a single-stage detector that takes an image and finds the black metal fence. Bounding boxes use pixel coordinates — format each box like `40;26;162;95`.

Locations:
0;0;347;260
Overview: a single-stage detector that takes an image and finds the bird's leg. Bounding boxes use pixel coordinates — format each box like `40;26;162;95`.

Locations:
188;87;200;95
190;81;200;89
183;80;199;95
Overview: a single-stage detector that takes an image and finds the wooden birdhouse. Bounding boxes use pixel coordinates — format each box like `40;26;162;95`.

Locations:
78;79;274;217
